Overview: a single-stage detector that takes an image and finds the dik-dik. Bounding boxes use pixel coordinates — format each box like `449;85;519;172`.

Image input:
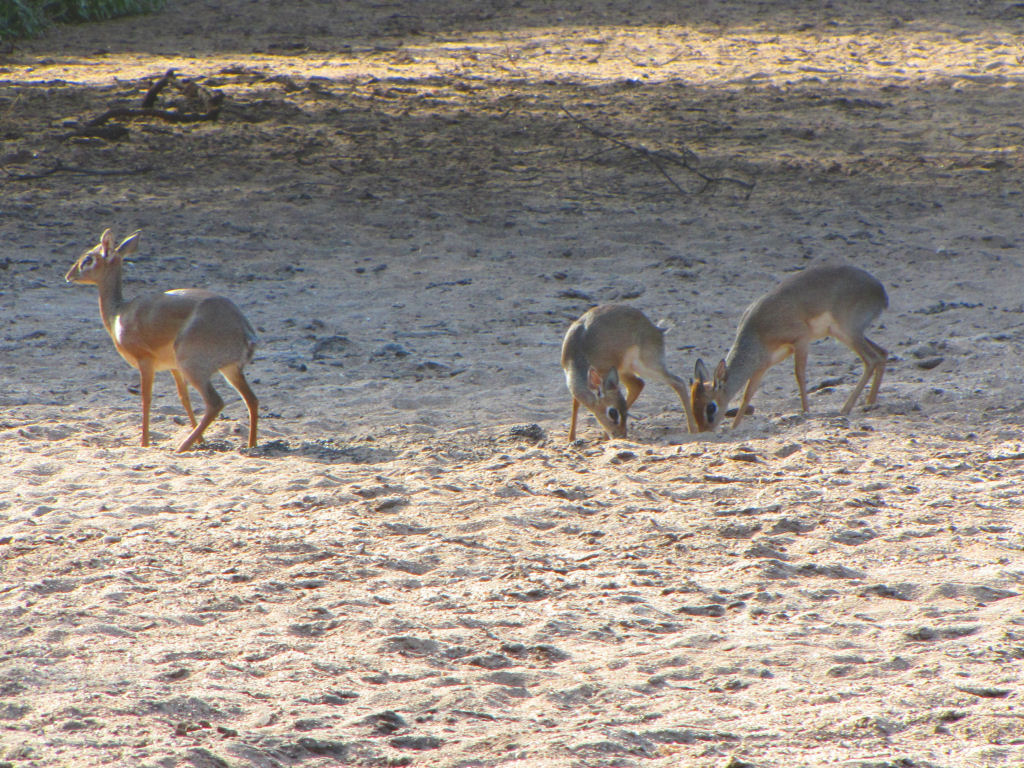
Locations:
66;229;259;452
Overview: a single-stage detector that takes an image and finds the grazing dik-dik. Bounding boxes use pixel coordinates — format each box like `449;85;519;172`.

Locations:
561;304;697;441
66;229;259;452
692;264;888;431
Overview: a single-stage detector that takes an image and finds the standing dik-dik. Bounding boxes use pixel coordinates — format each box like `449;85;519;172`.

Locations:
66;229;259;452
691;264;888;431
561;304;697;440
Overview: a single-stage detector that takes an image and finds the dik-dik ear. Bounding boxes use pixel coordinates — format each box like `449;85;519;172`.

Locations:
694;358;711;385
714;359;727;387
116;230;142;258
587;366;619;394
100;229;116;258
602;367;619;392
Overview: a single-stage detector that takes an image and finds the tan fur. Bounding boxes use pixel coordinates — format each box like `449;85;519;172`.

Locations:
66;229;259;452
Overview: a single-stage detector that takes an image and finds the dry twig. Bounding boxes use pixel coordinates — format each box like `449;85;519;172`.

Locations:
86;106;220;127
562;106;754;198
141;68;177;108
73;70;222;138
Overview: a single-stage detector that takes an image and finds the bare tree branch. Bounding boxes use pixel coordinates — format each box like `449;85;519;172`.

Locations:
141;68;177;108
561;106;754;198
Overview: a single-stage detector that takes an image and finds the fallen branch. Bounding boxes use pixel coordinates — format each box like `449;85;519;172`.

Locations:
4;162;153;181
141;68;176;108
86;106;220;126
67;124;130;142
562;106;754;198
77;70;222;136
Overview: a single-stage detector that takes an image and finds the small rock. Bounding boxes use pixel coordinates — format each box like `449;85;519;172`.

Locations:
956;685;1011;699
676;604;726;617
467;654;514;670
744;543;788;560
415;360;452;376
321;690;359;706
381;636;440;656
729;452;761;463
768;517;816;534
861;584;912;601
294;738;349;758
373;342;410;358
509;423;545;441
485;671;530;687
904;625;979;642
718;522;761;539
531;644;570;663
557;288;594;302
362;711;407;735
311;335;351;362
374;497;409;513
390;735;441;750
156;668;191;682
830;528;877;546
609;450;636;464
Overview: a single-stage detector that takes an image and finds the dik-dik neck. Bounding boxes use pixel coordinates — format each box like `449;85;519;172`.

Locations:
565;359;599;408
95;263;128;335
722;331;768;404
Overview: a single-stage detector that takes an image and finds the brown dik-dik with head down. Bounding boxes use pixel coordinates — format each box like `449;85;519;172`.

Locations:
66;229;259;452
561;304;697;441
691;264;888;431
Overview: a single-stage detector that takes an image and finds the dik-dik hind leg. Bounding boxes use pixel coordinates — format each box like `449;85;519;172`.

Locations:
171;369;198;428
842;337;887;415
864;338;888;405
568;399;580;442
221;364;259;449
176;365;223;453
793;343;810;412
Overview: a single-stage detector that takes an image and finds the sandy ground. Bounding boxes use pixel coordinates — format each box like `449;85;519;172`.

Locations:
2;1;1024;766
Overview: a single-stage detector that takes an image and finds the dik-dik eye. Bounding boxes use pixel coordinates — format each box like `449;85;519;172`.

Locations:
606;407;620;424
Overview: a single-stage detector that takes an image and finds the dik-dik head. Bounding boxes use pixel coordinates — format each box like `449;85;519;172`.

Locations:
586;365;628;439
691;359;729;432
65;229;140;285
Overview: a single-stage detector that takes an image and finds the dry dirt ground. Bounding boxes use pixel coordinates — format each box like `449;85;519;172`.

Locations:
2;2;1024;766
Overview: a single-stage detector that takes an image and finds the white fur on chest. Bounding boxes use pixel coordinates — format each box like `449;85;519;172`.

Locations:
111;314;178;370
113;315;129;346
